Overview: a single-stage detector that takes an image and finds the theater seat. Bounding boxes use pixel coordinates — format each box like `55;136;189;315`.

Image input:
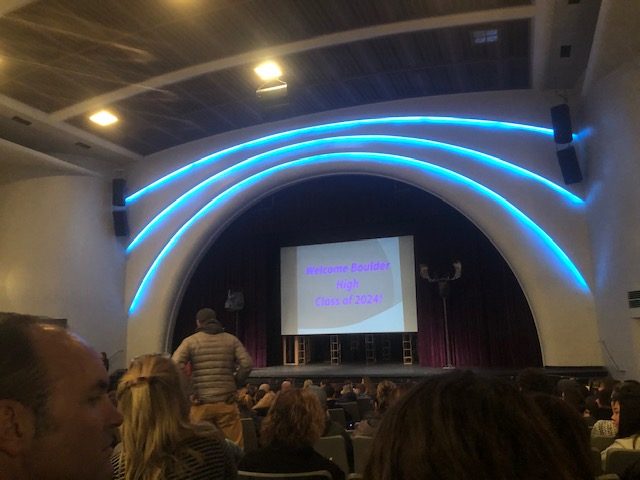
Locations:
352;435;373;475
604;449;640;476
241;417;259;453
314;435;349;475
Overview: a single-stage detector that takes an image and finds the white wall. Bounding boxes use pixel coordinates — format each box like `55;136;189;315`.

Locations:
583;60;640;379
123;89;602;367
0;174;128;369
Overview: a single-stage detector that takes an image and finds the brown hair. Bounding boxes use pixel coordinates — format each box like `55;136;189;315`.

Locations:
529;393;594;479
260;389;325;448
365;371;580;480
375;380;397;413
0;313;52;434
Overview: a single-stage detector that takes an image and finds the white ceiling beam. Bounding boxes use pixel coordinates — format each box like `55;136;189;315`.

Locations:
0;94;142;161
0;137;102;177
51;5;536;121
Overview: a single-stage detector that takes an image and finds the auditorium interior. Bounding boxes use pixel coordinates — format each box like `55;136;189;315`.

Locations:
0;0;639;383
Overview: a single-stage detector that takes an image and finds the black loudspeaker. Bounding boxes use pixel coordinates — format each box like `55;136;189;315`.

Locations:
556;146;582;184
112;210;129;237
112;178;126;207
550;104;573;144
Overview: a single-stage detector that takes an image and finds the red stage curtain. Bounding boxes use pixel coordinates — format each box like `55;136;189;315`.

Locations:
173;176;542;368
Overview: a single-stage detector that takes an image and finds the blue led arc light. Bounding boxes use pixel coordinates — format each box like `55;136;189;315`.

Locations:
128;152;589;316
126;116;557;204
126;134;582;254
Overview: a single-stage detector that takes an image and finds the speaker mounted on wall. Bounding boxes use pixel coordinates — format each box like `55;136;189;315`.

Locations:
556;146;583;184
550;104;573;144
112;210;130;237
112;178;126;207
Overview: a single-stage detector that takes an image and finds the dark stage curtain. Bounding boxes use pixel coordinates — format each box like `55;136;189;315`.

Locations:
173;175;542;368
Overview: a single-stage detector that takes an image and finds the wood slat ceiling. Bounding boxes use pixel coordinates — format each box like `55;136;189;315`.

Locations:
0;0;534;158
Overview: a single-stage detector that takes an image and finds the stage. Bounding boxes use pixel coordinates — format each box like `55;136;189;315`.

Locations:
248;362;608;384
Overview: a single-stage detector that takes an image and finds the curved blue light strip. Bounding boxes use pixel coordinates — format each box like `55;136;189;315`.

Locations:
127;134;581;253
126;116;556;204
128;152;589;315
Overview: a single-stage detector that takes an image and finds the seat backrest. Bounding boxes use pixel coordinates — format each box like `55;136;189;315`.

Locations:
352;435;374;474
592;435;617;452
356;397;373;418
328;408;347;428
314;435;349;475
237;470;333;479
241;417;259;453
591;447;603;476
604;449;640;475
338;401;361;424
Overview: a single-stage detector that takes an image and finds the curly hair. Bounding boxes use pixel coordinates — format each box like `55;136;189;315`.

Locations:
260;388;325;448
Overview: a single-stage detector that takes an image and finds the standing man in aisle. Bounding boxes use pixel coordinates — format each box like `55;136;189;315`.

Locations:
172;307;253;447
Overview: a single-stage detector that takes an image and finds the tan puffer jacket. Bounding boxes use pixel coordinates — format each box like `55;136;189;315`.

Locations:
172;328;253;403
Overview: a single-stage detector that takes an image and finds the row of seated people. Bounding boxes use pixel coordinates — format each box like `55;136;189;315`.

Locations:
106;354;640;479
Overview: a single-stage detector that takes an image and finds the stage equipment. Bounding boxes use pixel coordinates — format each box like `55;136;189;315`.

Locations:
225;290;244;335
419;260;462;369
112;178;126;206
550;104;573;144
556;146;583;184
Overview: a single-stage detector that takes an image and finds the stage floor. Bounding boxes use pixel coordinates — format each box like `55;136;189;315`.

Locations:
248;362;608;383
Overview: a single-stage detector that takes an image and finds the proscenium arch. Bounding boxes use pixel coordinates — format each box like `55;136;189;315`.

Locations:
125;154;600;367
125;116;560;205
126;134;583;254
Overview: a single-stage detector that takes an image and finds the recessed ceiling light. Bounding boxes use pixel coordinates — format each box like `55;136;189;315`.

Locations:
254;61;282;81
89;110;118;126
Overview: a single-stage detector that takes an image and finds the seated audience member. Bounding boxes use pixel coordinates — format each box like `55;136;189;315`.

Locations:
0;312;123;480
324;384;338;409
238;385;262;434
592;419;618;437
303;379;314;389
361;376;376;398
364;370;582;480
516;367;555;395
237;384;255;411
530;393;595;479
239;389;344;480
338;383;357;402
584;395;599;427
280;379;294;392
112;354;236;479
354;380;398;437
252;383;276;415
602;381;640;467
308;385;354;471
593;387;615;421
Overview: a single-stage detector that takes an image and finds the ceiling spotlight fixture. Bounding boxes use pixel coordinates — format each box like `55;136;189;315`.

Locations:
254;60;287;104
89;110;119;126
254;61;282;81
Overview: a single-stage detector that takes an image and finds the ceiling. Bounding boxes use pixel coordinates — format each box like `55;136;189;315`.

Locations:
0;0;602;168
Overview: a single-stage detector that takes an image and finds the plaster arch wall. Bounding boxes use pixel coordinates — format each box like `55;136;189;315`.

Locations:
123;91;602;367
